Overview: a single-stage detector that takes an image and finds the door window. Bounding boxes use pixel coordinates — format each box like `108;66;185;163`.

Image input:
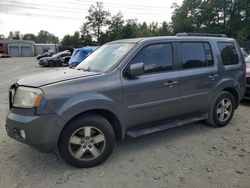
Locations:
180;42;214;69
130;43;173;74
217;42;239;65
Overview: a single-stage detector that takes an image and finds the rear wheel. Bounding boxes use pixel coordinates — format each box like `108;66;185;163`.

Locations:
206;91;235;127
58;114;115;168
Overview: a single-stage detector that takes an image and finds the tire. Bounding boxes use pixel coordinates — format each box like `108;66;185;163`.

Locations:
58;114;115;168
206;91;235;127
48;61;55;67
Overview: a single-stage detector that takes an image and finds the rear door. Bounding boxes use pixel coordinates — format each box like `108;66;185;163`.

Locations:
176;41;218;115
122;42;180;127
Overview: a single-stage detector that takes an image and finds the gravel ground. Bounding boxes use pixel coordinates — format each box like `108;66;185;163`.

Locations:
0;57;250;188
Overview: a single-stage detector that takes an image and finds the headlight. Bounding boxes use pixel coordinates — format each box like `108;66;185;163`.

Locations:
13;86;43;108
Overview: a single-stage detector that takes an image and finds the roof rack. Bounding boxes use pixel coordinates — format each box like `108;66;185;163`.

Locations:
176;33;227;37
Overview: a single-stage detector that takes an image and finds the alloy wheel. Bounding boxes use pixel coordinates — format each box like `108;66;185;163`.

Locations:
216;98;232;122
68;126;106;161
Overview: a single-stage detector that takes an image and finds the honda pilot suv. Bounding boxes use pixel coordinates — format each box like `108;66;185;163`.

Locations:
6;33;246;168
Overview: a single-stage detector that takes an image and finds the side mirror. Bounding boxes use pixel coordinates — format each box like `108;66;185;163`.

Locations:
127;63;144;77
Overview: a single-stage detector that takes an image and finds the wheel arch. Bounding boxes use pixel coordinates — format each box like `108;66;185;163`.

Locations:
222;87;239;108
58;108;124;147
214;78;241;109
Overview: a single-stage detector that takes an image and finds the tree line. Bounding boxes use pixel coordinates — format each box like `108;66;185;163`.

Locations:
2;0;249;47
2;30;59;44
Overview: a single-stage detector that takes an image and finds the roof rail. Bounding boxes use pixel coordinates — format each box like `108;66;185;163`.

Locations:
176;33;227;37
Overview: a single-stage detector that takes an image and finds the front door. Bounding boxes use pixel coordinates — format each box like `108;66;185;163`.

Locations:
122;42;180;127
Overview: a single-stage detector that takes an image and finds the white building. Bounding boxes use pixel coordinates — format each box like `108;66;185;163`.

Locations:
0;39;35;57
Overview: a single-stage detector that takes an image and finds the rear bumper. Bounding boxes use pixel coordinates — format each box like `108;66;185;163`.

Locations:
5;112;65;152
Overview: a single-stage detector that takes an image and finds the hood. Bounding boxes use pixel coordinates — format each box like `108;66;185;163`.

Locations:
17;68;100;87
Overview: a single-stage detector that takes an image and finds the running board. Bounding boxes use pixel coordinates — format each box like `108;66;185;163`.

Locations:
126;114;207;138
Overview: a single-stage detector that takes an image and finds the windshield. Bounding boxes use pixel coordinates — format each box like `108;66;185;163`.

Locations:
76;43;135;72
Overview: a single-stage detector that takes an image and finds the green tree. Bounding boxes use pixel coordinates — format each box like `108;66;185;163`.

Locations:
171;1;196;33
171;0;250;41
36;30;59;43
121;19;139;39
8;31;21;39
79;2;175;44
80;22;94;45
159;21;172;36
22;33;36;41
61;31;82;47
83;2;110;44
106;12;124;41
137;22;149;37
13;31;21;39
8;31;14;39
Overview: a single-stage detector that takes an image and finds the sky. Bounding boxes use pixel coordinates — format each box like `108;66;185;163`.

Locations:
0;0;184;39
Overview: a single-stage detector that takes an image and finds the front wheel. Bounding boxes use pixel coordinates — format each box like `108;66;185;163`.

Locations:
58;114;115;168
206;91;235;127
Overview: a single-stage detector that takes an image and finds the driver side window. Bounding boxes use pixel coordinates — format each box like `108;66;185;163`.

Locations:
130;43;173;74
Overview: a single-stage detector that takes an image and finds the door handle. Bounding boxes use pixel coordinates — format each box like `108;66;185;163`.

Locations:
164;80;178;87
209;74;219;80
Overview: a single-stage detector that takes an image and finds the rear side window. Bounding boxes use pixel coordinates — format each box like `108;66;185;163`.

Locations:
217;42;239;65
130;43;173;74
180;42;214;69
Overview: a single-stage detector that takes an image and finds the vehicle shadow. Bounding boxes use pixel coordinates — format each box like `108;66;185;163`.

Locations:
14;121;212;172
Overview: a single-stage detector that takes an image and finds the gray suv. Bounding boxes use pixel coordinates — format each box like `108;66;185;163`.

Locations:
5;33;246;168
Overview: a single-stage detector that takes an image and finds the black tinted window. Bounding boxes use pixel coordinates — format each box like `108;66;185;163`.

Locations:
131;43;173;74
218;42;239;65
180;42;213;69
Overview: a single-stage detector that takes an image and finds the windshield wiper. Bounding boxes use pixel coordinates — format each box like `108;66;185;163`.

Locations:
77;67;101;73
77;67;91;72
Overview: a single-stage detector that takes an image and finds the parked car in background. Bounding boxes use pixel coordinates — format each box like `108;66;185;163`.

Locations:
36;50;55;60
63;56;71;65
240;47;249;58
39;50;71;67
6;34;246;168
245;55;250;99
68;47;94;68
0;53;11;58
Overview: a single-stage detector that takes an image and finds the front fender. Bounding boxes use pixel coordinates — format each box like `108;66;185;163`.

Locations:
55;93;126;139
58;94;122;121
